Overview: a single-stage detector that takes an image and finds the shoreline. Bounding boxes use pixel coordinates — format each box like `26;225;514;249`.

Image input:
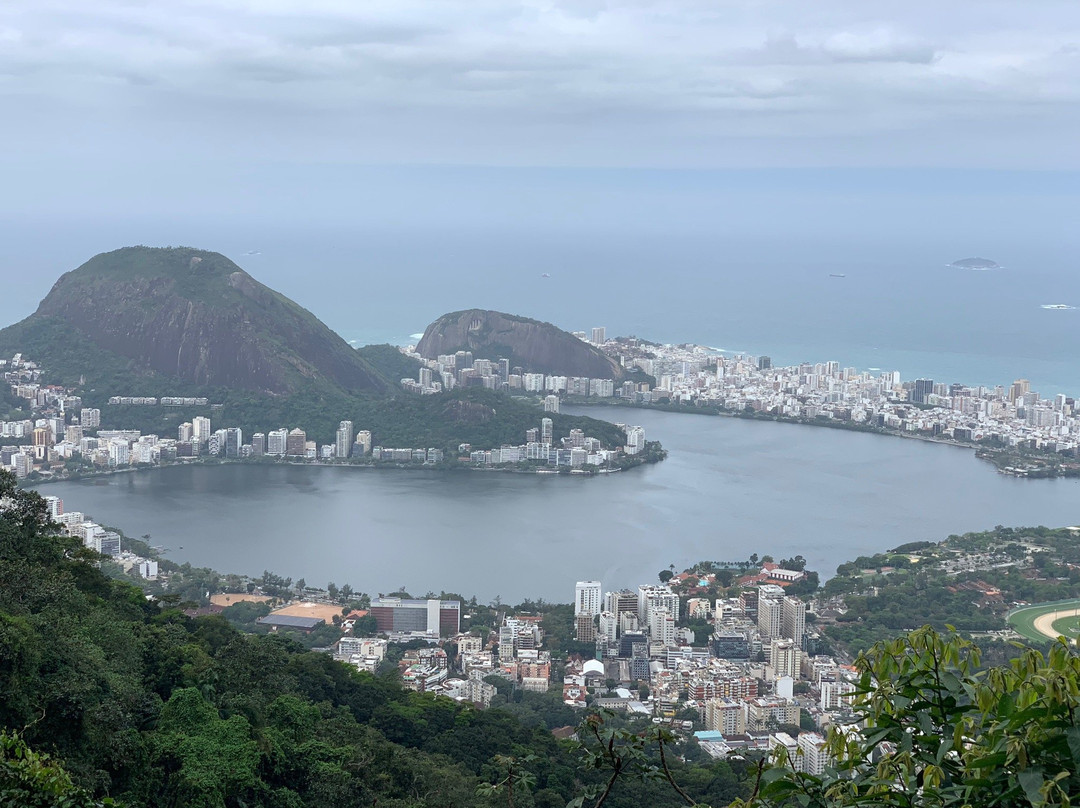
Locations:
24;448;663;487
564;398;1079;479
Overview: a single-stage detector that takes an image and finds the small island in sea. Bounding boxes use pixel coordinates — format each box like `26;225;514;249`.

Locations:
947;256;1001;270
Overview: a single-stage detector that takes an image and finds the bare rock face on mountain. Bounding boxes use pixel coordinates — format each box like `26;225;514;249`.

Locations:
416;309;626;380
20;246;386;394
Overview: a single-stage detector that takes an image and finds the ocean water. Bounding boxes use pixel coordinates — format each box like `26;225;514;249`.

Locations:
3;168;1078;394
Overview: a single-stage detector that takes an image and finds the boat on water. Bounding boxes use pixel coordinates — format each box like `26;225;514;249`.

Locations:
535;468;559;475
829;273;846;278
597;467;622;474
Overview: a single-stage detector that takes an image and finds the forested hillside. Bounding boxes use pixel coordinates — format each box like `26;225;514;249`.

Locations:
0;470;744;807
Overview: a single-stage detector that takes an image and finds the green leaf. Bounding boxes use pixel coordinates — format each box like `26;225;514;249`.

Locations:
1018;768;1045;808
1067;727;1080;767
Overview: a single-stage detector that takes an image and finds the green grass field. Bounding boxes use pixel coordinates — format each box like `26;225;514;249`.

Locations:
1008;599;1080;643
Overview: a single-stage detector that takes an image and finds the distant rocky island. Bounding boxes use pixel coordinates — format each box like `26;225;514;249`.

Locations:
948;257;1001;270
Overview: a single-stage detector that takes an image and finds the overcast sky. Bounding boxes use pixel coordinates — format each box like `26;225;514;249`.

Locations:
2;0;1078;174
1;2;1079;383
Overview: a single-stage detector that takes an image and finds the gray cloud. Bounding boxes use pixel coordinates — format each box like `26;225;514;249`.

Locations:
0;0;1077;168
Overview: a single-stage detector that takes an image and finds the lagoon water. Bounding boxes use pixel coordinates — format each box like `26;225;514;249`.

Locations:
43;406;1080;602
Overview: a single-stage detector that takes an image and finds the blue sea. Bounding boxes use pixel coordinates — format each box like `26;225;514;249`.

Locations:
3;167;1078;396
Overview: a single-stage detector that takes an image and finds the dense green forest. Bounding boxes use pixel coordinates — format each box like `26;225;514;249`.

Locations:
7;469;1080;806
0;470;743;807
102;385;627;453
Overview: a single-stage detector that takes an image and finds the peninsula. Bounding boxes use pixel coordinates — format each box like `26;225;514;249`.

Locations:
0;247;662;482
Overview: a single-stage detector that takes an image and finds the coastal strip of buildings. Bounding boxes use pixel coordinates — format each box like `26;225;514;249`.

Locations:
1;352;645;479
402;327;1080;469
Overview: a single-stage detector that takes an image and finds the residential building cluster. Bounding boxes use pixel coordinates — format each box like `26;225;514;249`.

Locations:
463;416;643;470
5;349;646;479
401;338;619;400
600;338;1080;458
107;396;209;406
37;493;159;580
571;571;859;758
328;599;552;706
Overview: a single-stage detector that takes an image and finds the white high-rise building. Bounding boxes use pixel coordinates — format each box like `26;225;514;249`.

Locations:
80;408;101;428
266;428;288;456
107;440;130;467
598;611;618;643
796;733;829;775
624;425;645;454
543;395;560;413
591;327;606;344
758;597;783;640
336;420;354;459
820;680;856;711
354;430;372;456
192;416;211;445
575;580;602;617
178;422;193;442
637;584;679;625
42;495;63;519
540;418;553;445
770;638;801;680
649;607;676;646
782;596;806;647
136;560;159;580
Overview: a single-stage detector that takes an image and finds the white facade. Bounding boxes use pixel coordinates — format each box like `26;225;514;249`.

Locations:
541;417;553;445
598;611;618;643
638;584;678;625
192;416;211;445
575;580;602;616
137;560;159;579
796;733;830;775
782;596;806;647
336;420;354;459
649;607;676;646
770;638;802;680
758;597;783;639
266;428;288;456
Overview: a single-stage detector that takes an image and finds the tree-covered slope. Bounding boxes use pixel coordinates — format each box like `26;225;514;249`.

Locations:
3;246;387;395
0;471;742;807
417;310;626;380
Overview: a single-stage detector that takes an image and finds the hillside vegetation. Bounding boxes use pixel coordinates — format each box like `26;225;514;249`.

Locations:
0;250;636;449
3;246;386;395
0;470;743;807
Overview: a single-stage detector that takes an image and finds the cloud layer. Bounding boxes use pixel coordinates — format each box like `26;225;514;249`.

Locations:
1;1;1078;168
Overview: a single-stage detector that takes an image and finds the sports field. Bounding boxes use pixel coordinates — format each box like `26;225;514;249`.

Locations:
1008;599;1080;643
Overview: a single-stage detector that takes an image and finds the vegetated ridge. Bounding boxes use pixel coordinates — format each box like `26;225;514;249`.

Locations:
0;249;635;448
2;246;387;395
416;309;627;380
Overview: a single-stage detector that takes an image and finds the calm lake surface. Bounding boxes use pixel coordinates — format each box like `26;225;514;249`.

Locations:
42;406;1080;602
